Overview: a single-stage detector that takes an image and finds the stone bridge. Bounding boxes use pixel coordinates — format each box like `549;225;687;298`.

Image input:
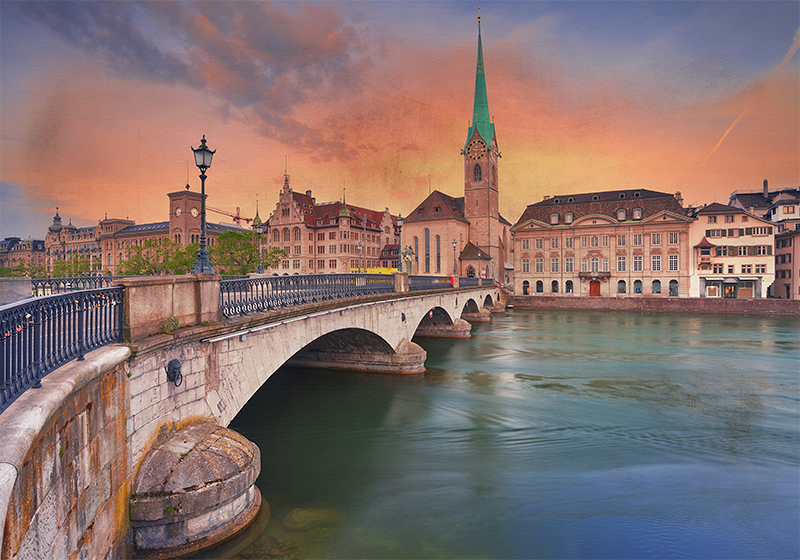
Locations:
0;274;502;560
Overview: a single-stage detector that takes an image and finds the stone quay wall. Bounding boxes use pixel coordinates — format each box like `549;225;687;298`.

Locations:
0;345;132;560
508;295;800;315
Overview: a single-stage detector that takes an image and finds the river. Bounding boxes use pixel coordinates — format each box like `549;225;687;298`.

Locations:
215;309;799;559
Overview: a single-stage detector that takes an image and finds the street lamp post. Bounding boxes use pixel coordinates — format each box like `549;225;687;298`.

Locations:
452;240;457;276
191;135;216;274
356;243;362;273
251;202;264;274
396;214;404;272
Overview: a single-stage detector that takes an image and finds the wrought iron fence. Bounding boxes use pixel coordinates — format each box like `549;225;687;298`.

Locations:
220;273;395;317
409;275;453;291
30;276;125;296
0;287;124;414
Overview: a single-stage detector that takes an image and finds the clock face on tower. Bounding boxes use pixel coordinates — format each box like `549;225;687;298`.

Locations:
174;207;182;217
467;139;486;160
191;208;199;218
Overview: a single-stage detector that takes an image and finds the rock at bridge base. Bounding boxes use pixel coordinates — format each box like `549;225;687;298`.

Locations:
130;420;263;559
287;338;427;374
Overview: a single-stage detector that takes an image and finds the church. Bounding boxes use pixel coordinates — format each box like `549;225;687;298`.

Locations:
401;17;511;283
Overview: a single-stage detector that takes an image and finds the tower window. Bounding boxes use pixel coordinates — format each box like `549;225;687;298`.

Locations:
473;164;482;182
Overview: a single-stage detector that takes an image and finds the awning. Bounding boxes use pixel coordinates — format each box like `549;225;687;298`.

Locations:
723;277;739;284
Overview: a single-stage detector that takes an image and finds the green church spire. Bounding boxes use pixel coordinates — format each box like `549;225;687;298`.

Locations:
464;16;495;151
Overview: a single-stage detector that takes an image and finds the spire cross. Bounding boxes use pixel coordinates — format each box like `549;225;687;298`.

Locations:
476;6;480;22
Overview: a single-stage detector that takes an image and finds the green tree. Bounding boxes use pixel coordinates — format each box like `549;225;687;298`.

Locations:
118;239;197;276
52;258;90;278
210;231;286;275
0;262;46;278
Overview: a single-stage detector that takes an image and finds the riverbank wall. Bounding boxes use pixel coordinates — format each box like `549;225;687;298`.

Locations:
508;295;800;315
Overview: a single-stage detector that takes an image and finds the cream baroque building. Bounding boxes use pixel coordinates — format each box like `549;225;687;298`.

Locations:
511;189;693;297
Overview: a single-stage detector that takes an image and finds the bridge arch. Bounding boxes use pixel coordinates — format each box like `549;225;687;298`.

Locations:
483;294;494;308
414;306;454;333
461;298;480;316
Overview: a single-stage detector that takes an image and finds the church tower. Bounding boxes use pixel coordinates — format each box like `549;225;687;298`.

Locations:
463;15;501;268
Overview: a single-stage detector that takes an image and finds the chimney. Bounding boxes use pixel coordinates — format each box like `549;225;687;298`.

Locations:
306;190;312;197
543;195;550;200
763;179;768;197
674;191;684;206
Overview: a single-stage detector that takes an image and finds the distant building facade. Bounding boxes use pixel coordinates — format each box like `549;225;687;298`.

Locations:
0;237;46;272
511;189;693;297
689;203;775;298
45;186;245;276
262;174;399;275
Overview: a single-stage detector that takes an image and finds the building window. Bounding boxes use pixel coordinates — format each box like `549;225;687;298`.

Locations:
738;246;747;256
715;246;728;256
550;213;559;225
669;255;679;271
591;236;599;247
552;280;559;293
602;235;609;247
634;280;642;294
565;257;574;273
581;236;588;248
651;233;661;245
551;258;559;273
708;216;717;223
617;256;626;272
566;280;574;293
652;255;662;271
436;235;441;273
424;229;430;272
522;239;530;250
741;264;752;274
633;255;643;272
535;258;544;273
522;280;530;295
617;209;626;221
522;258;530;273
713;263;723;273
590;257;599;272
668;232;679;245
617;235;626;247
565;237;573;249
535;238;543;249
565;212;574;224
473;164;482;182
551;238;559;249
728;265;735;274
755;264;766;273
633;234;642;246
293;260;300;269
757;245;769;255
632;208;643;220
618;280;627;294
329;259;337;269
602;258;609;272
536;280;544;293
282;260;290;269
652;280;662;294
414;237;419;265
725;215;734;223
318;260;325;269
581;259;588;272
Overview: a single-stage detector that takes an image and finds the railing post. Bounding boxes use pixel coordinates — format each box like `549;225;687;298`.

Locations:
32;300;42;387
77;291;86;361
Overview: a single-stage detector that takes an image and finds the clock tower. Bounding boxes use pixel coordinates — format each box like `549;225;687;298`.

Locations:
463;16;501;268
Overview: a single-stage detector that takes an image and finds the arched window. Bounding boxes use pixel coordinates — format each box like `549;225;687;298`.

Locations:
466;265;476;277
617;209;626;221
564;212;574;224
473;164;482;182
652;280;662;294
436;235;441;273
632;207;643;220
294;227;301;241
634;280;643;294
283;228;290;242
669;279;679;297
273;230;280;243
550;213;559;225
414;237;419;268
536;280;544;293
565;280;574;293
522;280;530;295
551;280;559;293
591;257;599;272
424;229;430;273
618;280;627;294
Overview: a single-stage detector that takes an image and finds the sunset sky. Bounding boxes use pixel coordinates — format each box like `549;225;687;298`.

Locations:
1;1;798;239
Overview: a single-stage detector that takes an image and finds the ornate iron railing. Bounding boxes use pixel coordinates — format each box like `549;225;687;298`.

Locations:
30;276;125;296
0;287;124;413
409;275;452;291
220;273;396;317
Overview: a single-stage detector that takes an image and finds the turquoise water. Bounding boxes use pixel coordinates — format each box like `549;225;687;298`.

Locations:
224;310;800;559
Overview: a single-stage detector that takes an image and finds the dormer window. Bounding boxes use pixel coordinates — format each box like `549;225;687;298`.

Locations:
568;197;575;203
619;193;626;199
632;207;643;220
633;191;641;198
564;212;574;224
617;209;627;221
550;213;559;225
553;198;561;204
592;195;599;201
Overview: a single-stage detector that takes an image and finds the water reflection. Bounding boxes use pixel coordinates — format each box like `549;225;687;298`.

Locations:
217;309;799;560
